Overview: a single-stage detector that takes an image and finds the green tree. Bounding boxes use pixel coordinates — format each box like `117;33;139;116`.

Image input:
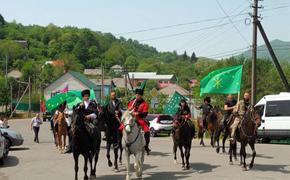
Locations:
60;53;84;72
191;52;197;63
0;14;5;26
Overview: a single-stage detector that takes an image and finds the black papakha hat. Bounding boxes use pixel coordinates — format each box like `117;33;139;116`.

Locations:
204;96;211;103
135;88;144;96
81;89;90;97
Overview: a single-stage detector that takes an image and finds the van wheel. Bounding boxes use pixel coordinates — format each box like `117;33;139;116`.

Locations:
0;158;3;165
150;128;156;137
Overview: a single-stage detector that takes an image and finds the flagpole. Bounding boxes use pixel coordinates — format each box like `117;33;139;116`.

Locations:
237;92;240;102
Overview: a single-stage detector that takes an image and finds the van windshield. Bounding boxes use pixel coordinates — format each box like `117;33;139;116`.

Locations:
266;100;290;117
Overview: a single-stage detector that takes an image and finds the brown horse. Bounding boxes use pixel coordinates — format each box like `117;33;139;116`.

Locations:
228;107;261;170
172;115;195;170
56;112;68;152
197;107;224;147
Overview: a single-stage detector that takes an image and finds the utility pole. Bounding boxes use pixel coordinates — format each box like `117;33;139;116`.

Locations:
251;0;259;105
101;63;104;101
257;21;290;91
5;55;8;87
28;76;31;118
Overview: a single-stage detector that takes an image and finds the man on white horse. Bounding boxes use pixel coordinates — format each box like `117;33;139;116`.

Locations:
120;88;151;155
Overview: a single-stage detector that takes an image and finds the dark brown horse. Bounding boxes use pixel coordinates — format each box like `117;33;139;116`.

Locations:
228;107;261;170
71;107;101;180
197;107;224;147
172;115;195;170
101;105;123;172
215;114;234;154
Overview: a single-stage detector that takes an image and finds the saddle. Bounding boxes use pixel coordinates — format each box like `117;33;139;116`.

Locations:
84;121;97;137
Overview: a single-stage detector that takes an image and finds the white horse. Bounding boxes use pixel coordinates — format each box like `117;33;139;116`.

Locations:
121;110;145;180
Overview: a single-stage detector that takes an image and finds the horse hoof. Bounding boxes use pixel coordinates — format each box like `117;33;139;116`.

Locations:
186;165;190;170
249;164;253;169
229;161;233;165
114;168;119;173
222;149;226;153
242;167;247;171
90;174;96;179
182;166;186;170
108;161;113;167
216;148;220;154
84;176;89;180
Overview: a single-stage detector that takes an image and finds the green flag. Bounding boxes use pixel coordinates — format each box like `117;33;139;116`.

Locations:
200;65;243;96
163;91;185;115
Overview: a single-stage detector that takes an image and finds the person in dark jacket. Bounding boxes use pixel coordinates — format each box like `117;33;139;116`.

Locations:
195;97;213;132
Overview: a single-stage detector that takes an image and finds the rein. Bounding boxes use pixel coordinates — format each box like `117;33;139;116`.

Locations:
123;120;141;154
240;110;257;139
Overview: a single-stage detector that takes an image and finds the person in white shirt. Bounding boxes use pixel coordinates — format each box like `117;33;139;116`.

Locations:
31;114;42;143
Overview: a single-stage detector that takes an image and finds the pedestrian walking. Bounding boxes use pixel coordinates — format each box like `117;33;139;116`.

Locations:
31;113;42;143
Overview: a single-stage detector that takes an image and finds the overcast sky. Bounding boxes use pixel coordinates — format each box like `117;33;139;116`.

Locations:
1;0;290;59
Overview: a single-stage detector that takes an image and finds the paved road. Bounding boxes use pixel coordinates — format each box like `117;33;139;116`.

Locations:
1;119;290;180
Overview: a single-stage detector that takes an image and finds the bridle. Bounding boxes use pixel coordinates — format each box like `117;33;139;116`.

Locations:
122;113;141;154
240;107;260;139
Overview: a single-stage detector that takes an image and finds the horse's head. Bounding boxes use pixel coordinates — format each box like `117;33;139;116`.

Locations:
121;109;135;134
245;106;262;128
57;112;66;125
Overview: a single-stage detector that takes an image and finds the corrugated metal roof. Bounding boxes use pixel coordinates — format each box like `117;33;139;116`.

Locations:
159;84;189;96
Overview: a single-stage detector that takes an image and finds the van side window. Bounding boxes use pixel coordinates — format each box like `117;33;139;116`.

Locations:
266;100;290;117
255;105;264;116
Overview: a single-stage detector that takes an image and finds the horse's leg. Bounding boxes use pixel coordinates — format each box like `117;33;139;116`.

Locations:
179;145;185;170
222;131;228;153
241;142;247;171
89;153;94;178
119;132;123;165
113;146;119;172
229;142;233;165
84;155;89;180
73;153;79;180
210;131;214;148
119;146;123;165
125;152;130;180
215;129;221;153
136;152;143;178
58;133;61;150
200;131;205;146
173;142;177;164
249;141;256;169
233;141;237;161
106;140;113;167
185;144;191;170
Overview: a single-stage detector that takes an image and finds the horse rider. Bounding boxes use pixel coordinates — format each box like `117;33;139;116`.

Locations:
223;94;237;131
229;92;251;142
64;105;73;153
75;89;99;136
106;91;122;148
174;99;194;136
121;88;151;155
195;97;213;132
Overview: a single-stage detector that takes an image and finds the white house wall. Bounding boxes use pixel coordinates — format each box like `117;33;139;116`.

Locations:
44;73;87;100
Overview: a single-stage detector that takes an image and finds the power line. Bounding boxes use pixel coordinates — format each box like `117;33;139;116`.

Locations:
215;0;250;45
179;2;251;52
139;19;245;42
115;13;248;36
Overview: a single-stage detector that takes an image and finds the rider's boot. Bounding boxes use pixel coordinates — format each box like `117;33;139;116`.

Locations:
144;132;151;155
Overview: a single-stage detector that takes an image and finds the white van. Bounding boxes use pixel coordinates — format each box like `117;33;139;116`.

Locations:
256;92;290;142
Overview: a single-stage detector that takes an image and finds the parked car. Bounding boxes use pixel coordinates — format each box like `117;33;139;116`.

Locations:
0;127;24;148
146;114;173;137
43;111;52;122
0;129;9;165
